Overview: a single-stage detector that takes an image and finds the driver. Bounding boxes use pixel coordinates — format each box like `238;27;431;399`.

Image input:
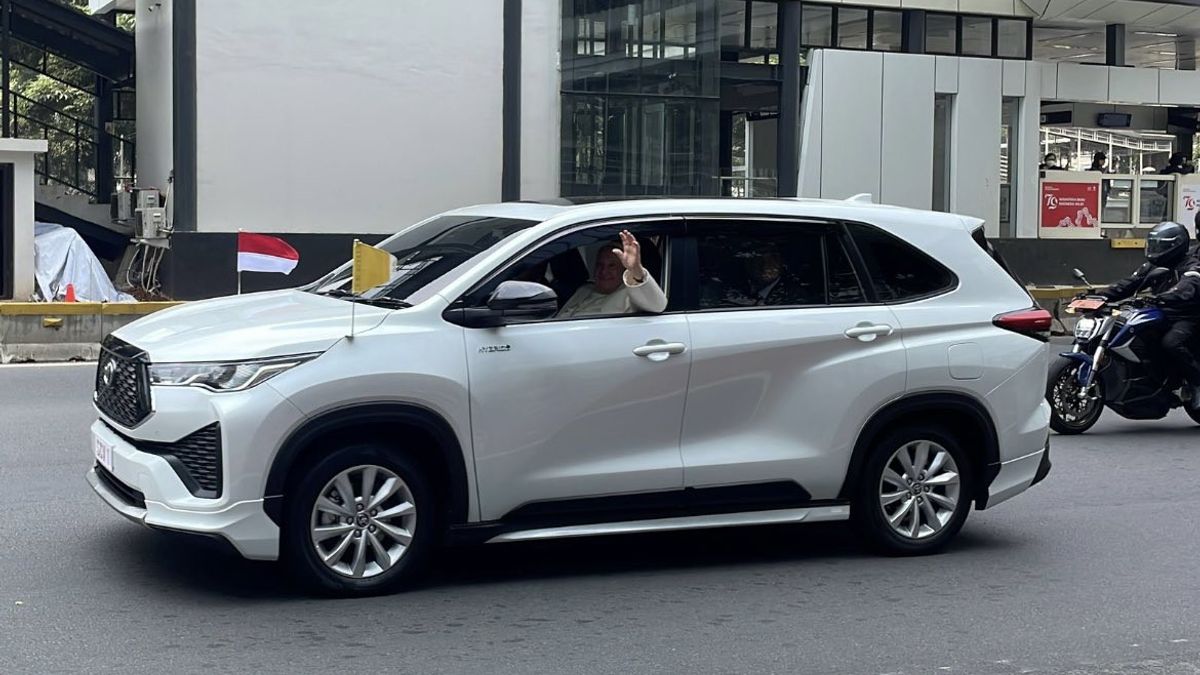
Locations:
1097;221;1200;406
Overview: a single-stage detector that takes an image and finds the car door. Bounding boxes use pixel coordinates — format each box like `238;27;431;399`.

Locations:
678;218;908;502
458;218;692;521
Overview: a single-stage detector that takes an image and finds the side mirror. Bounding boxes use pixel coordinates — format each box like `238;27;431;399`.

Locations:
1072;268;1091;287
446;281;557;328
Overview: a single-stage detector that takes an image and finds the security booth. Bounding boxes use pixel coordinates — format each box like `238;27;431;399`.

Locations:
1039;169;1190;241
0;138;48;300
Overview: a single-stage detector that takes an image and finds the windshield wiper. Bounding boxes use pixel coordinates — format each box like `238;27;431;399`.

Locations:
349;296;412;309
315;288;411;309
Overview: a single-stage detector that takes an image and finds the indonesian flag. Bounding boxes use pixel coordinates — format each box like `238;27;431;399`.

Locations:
237;232;299;274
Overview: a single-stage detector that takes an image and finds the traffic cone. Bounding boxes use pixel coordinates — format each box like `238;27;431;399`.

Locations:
64;283;76;303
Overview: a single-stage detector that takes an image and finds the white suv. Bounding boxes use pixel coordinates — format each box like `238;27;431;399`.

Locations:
87;198;1052;595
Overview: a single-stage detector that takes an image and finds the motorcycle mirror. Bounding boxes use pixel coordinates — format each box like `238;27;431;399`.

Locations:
1072;268;1091;286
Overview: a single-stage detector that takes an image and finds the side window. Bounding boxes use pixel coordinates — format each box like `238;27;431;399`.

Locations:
847;222;956;302
463;220;677;317
695;223;826;309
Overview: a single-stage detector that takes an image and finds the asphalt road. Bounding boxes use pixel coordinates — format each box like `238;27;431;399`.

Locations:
3;363;1200;674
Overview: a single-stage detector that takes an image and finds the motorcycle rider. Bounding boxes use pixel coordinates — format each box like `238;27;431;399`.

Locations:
1097;221;1200;406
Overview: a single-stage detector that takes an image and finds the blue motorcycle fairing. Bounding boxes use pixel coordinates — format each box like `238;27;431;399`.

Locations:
1110;307;1166;350
1060;351;1093;384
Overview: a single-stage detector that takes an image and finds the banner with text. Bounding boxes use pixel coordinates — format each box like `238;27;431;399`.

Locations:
1041;181;1100;229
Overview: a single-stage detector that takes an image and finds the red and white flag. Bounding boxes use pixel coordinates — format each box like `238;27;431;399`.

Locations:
237;232;299;275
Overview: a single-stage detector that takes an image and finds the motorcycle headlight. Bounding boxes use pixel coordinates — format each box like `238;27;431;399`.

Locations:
1074;317;1097;339
148;354;318;392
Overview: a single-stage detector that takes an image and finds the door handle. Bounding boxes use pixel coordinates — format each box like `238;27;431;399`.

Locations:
633;340;687;361
844;323;894;342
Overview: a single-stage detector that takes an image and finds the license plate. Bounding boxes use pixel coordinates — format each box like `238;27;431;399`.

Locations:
1068;298;1104;311
93;433;114;473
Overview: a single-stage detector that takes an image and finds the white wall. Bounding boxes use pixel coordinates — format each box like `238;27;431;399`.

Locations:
521;0;560;201
949;59;1002;234
193;0;504;234
135;0;172;193
1;140;50;300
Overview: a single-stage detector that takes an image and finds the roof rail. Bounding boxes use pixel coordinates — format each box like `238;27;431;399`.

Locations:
846;193;873;204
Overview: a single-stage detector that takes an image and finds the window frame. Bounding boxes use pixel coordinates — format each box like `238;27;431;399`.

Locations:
841;220;960;305
448;216;687;324
675;215;877;313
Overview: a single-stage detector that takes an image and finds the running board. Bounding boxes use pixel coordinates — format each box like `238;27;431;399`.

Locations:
485;504;851;543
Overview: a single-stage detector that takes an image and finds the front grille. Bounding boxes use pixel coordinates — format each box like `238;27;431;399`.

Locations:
137;423;223;498
95;463;146;509
95;336;151;428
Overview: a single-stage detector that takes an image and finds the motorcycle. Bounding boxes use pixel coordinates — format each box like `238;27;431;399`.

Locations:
1046;267;1200;434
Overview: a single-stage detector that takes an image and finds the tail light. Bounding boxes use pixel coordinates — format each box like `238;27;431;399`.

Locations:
994;308;1052;342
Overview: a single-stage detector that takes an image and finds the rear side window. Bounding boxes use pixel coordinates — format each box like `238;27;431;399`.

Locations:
695;224;826;309
846;222;956;302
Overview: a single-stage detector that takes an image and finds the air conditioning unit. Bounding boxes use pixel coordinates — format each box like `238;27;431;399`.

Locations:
135;206;168;241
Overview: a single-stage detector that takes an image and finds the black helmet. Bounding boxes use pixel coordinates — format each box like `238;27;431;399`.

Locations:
1146;221;1190;266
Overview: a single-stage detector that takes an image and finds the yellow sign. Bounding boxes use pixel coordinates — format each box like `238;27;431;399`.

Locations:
1110;238;1145;249
351;240;393;294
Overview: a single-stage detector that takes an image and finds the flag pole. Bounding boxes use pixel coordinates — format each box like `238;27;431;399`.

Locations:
236;228;242;295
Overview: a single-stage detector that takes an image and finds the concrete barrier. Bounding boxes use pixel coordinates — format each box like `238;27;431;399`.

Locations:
0;302;181;363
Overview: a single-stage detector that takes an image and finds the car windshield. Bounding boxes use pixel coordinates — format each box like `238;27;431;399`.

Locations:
309;215;539;303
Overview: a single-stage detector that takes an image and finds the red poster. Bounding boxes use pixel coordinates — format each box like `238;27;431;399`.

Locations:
1041;181;1100;228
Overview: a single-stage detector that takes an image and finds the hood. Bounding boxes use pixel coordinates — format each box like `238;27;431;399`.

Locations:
113;290;390;362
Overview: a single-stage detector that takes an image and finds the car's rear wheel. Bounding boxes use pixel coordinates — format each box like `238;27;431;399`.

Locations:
284;443;435;596
1047;358;1104;435
854;426;973;555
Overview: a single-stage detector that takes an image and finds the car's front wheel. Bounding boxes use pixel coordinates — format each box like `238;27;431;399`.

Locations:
854;427;973;555
284;443;435;596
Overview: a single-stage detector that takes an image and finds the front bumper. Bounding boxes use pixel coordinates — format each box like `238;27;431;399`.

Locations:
87;463;278;560
87;382;303;561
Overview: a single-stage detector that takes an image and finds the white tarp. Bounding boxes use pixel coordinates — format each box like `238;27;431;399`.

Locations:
33;222;133;302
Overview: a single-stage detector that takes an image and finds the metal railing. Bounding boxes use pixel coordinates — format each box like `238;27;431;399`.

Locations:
9;90;134;199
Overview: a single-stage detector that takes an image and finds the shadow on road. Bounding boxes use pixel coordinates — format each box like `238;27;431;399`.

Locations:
87;519;1018;600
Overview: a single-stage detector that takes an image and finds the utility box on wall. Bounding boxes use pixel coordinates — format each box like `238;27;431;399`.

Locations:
0;139;49;300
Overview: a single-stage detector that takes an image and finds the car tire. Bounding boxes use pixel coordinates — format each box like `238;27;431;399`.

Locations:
853;426;974;556
283;443;436;596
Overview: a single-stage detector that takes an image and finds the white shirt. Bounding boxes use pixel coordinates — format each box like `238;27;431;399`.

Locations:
557;269;668;319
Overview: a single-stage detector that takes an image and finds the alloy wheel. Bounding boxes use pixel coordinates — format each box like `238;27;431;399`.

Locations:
309;464;417;579
878;440;960;541
1051;365;1101;426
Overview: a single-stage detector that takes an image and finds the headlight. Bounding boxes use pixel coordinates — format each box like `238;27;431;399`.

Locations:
148;354;317;392
1074;317;1097;339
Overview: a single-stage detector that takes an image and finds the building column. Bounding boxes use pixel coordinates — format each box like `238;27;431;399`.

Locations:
501;0;521;201
1106;24;1126;67
777;0;801;198
94;77;113;204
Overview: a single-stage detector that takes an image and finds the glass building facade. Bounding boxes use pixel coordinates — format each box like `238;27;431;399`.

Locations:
560;1;1033;199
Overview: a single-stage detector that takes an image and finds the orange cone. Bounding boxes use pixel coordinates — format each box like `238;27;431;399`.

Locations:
64;283;76;303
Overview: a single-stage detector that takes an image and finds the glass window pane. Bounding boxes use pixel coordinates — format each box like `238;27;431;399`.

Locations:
837;8;868;50
720;0;746;49
1033;26;1104;63
801;5;833;48
871;10;903;52
749;1;777;50
925;14;957;55
1140;180;1173;224
696;226;827;309
847;223;956;302
997;19;1027;58
1102;179;1133;224
961;16;993;56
